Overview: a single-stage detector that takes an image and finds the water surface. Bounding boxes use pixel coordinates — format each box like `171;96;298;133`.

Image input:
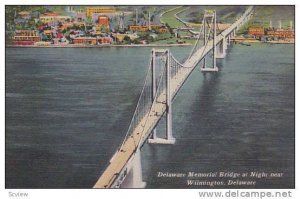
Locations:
6;44;294;188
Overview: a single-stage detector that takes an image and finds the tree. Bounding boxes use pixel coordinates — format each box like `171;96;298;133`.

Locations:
100;25;109;33
85;17;93;25
138;13;144;19
123;35;131;44
165;23;174;35
28;19;36;30
150;15;155;22
132;38;141;44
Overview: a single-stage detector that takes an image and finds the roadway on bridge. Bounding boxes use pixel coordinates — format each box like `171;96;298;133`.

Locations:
94;6;253;188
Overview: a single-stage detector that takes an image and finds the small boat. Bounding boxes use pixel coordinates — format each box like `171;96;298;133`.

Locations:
240;42;251;46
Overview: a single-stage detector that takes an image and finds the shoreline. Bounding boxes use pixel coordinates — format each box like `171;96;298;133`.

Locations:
6;43;193;48
231;38;294;44
6;39;294;48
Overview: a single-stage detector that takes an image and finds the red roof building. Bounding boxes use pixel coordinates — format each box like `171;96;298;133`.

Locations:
13;30;41;45
98;37;112;44
98;15;109;28
248;27;265;37
266;30;294;38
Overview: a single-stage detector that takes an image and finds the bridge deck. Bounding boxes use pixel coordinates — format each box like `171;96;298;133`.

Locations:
94;6;253;188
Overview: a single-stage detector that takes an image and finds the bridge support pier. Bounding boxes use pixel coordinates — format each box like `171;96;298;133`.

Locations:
224;37;228;50
216;37;227;59
148;49;175;145
120;149;146;188
227;35;231;45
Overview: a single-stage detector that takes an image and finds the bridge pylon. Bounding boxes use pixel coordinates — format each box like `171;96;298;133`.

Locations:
148;49;175;145
119;149;146;188
216;36;227;59
201;10;219;72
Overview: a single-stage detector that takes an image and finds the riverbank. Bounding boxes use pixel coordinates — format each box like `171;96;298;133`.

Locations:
7;39;294;48
232;37;294;44
6;43;192;48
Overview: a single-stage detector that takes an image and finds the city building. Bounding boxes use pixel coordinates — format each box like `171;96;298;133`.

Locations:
59;22;85;31
34;41;52;46
112;33;127;42
73;12;86;22
265;29;294;38
128;24;165;32
73;37;97;45
128;25;148;32
59;22;74;31
43;30;53;37
98;15;109;28
112;33;138;42
98;36;113;44
248;25;295;40
86;7;115;18
13;30;41;45
40;13;72;23
248;27;265;38
157;26;169;33
18;11;31;19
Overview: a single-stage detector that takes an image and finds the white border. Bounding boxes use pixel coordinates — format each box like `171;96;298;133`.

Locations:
1;1;298;199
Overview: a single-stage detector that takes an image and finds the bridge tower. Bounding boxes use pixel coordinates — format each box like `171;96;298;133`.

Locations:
201;10;219;72
148;49;176;145
216;36;227;59
118;148;146;188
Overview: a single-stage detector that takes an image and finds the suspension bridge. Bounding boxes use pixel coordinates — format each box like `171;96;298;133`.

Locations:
94;6;254;188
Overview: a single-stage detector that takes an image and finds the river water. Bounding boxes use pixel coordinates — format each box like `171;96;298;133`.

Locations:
5;44;294;188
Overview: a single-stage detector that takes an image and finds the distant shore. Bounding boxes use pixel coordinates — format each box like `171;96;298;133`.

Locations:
6;43;193;48
7;39;295;48
232;38;294;44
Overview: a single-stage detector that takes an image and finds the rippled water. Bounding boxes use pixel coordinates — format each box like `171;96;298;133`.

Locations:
6;44;294;188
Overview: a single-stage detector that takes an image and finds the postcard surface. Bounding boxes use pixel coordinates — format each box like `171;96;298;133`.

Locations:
5;5;294;189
